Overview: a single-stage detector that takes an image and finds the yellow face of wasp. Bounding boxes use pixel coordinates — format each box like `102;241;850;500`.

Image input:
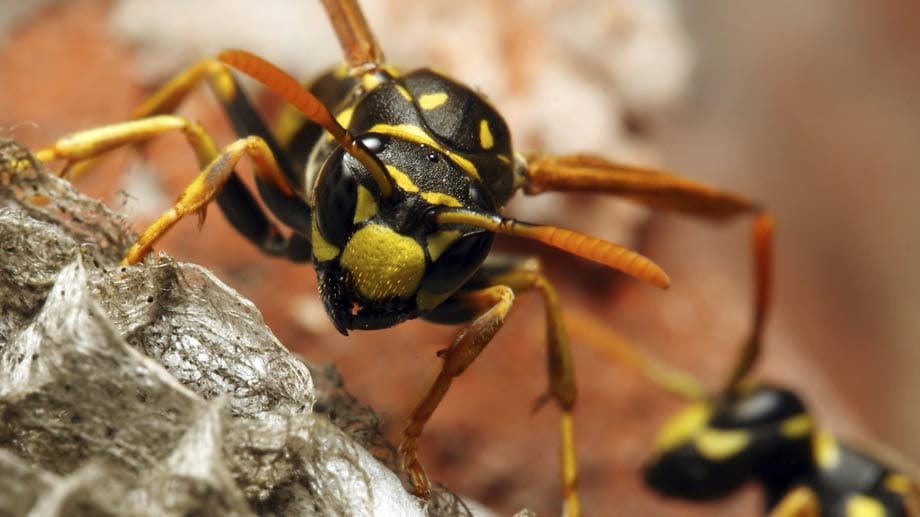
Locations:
338;223;426;300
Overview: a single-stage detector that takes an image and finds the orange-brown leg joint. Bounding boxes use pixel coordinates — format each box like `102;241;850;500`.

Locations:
121;135;292;265
399;285;514;498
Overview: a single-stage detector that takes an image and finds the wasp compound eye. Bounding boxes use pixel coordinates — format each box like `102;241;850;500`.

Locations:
315;154;358;248
420;230;494;294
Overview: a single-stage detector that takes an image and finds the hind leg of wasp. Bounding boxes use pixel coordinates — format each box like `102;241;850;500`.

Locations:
412;257;582;516
523;153;776;392
36;115;309;262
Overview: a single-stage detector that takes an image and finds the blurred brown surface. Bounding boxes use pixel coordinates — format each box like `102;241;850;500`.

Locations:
2;1;918;516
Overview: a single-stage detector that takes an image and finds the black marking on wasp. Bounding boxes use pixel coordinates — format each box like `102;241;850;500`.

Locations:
35;1;765;514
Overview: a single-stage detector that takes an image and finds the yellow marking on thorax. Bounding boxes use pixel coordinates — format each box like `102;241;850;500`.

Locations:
814;431;841;470
369;123;480;180
695;428;751;461
654;403;710;453
362;73;382;91
385;165;419;192
426;230;461;261
340;224;425;300
353;185;378;223
479;119;494;149
395;85;412;101
418;92;448;110
779;414;814;439
420;192;462;207
311;217;340;262
884;473;914;494
846;494;886;517
498;154;511;165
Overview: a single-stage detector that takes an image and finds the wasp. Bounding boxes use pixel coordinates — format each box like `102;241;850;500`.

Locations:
607;216;920;516
35;1;764;514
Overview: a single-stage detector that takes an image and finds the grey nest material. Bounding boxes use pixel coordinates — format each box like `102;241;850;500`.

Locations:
0;139;474;516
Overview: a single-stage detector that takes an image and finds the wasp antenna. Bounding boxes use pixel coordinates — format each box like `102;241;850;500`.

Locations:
434;209;670;289
218;49;396;199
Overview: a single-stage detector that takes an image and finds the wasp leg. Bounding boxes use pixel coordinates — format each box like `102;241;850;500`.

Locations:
400;285;514;499
120;135;293;265
320;0;385;73
522;153;776;394
520;153;757;221
36;116;306;261
419;256;584;516
130;58;311;235
768;486;820;517
563;309;705;401
720;213;774;393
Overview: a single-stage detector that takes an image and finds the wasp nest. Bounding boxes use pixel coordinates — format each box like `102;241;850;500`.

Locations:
0;139;481;516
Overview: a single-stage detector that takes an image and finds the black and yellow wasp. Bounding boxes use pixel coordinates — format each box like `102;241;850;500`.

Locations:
612;217;920;516
35;1;764;514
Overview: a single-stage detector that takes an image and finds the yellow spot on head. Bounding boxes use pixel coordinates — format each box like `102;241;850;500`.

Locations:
814;431;841;470
779;414;814;439
655;403;711;453
846;494;886;517
326;107;356;141
369;123;480;180
311;217;340;262
420;192;462;207
336;107;355;129
418;92;448;110
340;224;426;300
479;119;494;150
384;164;419;192
426;230;461;261
695;428;751;461
353;185;378;223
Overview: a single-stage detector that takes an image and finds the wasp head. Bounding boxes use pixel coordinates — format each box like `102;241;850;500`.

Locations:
311;134;495;334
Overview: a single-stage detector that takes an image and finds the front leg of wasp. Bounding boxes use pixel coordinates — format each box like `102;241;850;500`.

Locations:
37;116;297;264
403;257;581;517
